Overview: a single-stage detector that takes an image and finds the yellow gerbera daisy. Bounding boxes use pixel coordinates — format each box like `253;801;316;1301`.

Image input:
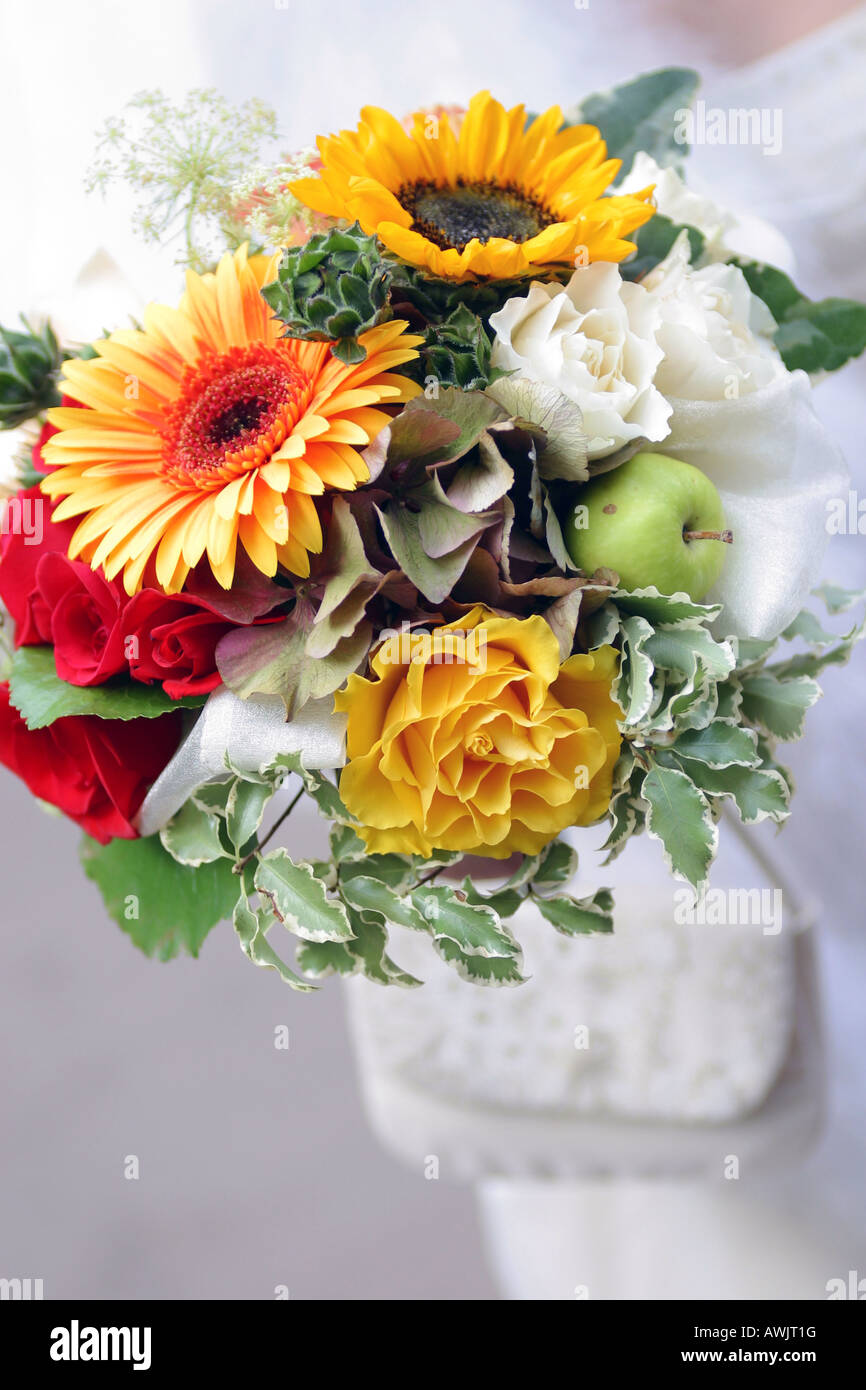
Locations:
41;247;422;595
291;90;655;281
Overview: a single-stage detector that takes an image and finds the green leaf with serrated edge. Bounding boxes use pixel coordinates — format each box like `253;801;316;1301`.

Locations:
739;672;821;741
8;646;205;729
756;735;795;797
296;938;358;979
769;612;866;681
644;626;735;682
734;636;778;670
602;791;641;862
433;936;526;986
191;779;234;816
616;614;656;726
576;67;700;179
307;859;338;889
641;763;717;891
585;601;621;649
81;833;236;961
612;587;721;627
672;758;790;824
782;610;839;646
341;907;422;987
411;883;520;958
715;680;743;722
531;839;578;895
671;721;760;769
160;799;228;866
496;852;544;891
340;853;416;891
534;888;615;936
225;778;273;851
254;849;353;942
813;583;866;615
233;894;316;991
460;880;525;918
339;874;429;932
329;822;367;861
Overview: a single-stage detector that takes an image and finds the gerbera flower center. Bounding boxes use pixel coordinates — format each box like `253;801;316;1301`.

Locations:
398;179;555;253
160;343;313;487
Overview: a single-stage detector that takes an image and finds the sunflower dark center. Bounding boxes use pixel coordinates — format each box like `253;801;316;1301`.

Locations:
399;179;554;253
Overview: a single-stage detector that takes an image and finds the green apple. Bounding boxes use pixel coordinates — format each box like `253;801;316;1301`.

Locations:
563;451;732;600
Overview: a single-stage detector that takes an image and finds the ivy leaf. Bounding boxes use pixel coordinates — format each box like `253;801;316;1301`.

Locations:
616;614;656;726
8;646;204;729
295;938;358;979
534;888;614;936
671;721;760;769
739;671;821;740
813;582;866;615
225;778;273;851
339;874;429;932
233;894;316;991
530;839;578;896
577;67;700;177
613;587;721;628
674;760;790;824
644;626;735;683
411;882;521;958
81;833;237;961
460;879;525;918
432;937;526;986
159;799;229;866
341;907;422;987
641;763;717;892
254;849;353;942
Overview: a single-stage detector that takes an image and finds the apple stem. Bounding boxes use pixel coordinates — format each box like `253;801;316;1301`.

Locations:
683;529;733;544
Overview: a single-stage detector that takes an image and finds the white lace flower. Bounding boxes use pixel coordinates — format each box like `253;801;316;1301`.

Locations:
489;262;672;459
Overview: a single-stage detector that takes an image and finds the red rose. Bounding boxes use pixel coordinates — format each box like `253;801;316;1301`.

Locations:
35;551;127;686
123;591;234;699
0;486;76;644
0;683;182;843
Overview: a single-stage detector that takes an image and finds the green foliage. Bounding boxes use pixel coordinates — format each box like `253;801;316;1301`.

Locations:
732;259;866;374
622;215;706;281
8;646;205;729
81;833;238;961
0;317;62;428
86;88;278;272
575;67;700;178
597;585;866;891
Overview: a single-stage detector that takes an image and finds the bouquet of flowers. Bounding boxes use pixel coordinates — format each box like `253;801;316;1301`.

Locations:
1;71;864;989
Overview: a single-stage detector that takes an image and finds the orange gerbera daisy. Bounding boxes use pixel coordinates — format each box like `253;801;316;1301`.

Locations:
41;247;422;595
291;90;655;281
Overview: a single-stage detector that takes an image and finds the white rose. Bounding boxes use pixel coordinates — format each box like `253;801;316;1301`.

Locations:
489;262;672;459
642;232;786;401
619;152;796;271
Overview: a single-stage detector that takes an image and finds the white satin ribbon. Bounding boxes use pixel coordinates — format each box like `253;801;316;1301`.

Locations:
135;688;347;837
662;370;848;640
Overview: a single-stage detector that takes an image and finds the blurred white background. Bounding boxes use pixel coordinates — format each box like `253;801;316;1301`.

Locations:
0;0;864;1299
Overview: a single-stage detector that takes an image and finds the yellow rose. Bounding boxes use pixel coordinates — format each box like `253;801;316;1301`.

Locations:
334;607;621;858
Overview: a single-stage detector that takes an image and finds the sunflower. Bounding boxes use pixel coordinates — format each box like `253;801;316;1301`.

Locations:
40;247;422;595
291;90;655;281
